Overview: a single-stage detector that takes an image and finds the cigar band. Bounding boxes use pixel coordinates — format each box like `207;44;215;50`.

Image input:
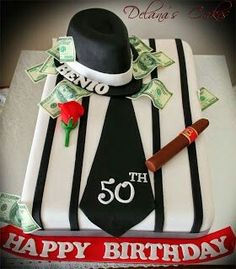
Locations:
181;127;199;144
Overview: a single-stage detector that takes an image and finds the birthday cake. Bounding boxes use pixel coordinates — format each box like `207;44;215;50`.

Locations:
21;8;214;237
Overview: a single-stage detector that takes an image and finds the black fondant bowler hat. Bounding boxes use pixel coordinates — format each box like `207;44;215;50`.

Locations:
64;8;141;97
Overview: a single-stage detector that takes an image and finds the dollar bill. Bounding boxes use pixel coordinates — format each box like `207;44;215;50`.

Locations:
0;192;21;227
152;51;175;67
17;203;40;233
198;87;219;111
129;35;153;55
39;80;92;118
129;79;173;109
25;63;47;83
133;51;175;80
47;42;60;61
58;36;76;62
133;52;158;80
39;56;58;75
0;192;41;233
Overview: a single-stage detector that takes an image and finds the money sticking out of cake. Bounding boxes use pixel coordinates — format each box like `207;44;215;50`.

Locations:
21;8;214;237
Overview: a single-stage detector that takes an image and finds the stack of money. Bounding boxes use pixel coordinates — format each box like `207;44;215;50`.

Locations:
0;192;40;233
129;78;173;110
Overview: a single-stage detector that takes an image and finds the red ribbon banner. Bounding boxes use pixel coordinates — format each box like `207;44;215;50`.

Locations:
0;225;235;264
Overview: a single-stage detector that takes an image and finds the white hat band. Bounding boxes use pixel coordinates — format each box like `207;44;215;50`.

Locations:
66;60;133;87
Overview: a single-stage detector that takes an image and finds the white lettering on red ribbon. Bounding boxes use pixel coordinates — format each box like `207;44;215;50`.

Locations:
3;234;37;256
180;243;200;261
210;236;228;255
120;242;129;259
40;241;58;257
162;244;181;262
3;233;25;252
55;242;91;259
0;226;235;264
57;242;74;259
73;242;91;259
103;242;120;259
16;238;38;256
199;236;228;260
130;243;148;260
145;243;163;260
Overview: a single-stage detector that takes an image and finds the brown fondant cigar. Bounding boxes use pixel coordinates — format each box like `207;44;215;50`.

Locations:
145;118;209;172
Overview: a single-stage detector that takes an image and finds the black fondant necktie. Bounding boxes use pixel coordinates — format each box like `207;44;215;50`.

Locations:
80;97;154;236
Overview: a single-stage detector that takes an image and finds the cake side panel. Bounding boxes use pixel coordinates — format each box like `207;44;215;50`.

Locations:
0;51;48;194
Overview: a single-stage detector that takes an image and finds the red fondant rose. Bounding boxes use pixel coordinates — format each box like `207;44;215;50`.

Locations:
58;101;84;147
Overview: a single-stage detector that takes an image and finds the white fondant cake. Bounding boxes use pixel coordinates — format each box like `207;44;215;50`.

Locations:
21;39;214;236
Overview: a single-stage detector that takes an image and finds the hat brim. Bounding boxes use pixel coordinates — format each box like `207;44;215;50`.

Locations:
104;76;142;97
